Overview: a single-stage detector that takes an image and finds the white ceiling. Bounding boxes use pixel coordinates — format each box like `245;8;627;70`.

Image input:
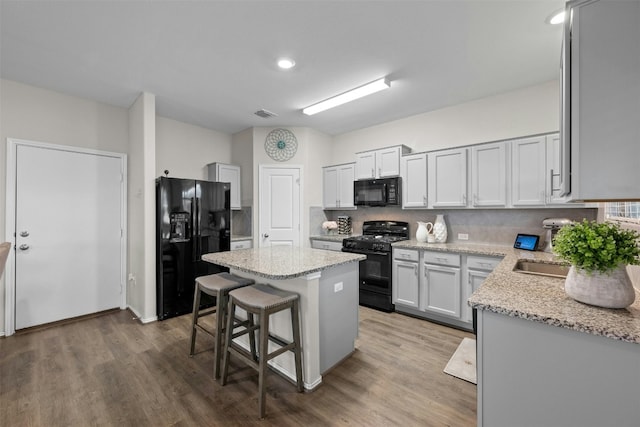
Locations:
0;0;565;136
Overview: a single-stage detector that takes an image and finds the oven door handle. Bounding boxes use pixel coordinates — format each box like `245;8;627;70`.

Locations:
342;248;389;256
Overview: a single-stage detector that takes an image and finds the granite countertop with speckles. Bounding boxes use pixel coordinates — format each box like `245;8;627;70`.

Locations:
393;239;640;344
202;246;365;280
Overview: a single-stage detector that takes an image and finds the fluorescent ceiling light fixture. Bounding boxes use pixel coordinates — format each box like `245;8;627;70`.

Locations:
547;9;566;25
302;77;390;115
277;58;296;69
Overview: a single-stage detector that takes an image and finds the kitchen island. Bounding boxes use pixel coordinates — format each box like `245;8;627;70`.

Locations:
202;246;365;390
468;249;640;427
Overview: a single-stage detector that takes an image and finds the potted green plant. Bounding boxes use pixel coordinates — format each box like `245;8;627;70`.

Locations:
553;220;640;308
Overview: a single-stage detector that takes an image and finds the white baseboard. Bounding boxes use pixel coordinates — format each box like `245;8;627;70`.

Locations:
127;305;157;324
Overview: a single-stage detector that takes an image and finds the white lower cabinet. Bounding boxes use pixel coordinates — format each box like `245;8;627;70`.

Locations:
422;252;461;319
463;255;501;322
392;249;420;308
393;249;502;330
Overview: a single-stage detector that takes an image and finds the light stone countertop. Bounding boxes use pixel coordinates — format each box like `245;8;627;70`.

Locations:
392;239;640;344
202;246;365;280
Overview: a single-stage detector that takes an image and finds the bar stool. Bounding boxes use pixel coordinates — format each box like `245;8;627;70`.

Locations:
221;283;304;419
189;272;255;379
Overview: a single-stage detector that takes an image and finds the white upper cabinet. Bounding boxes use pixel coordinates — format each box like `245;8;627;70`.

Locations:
355;145;410;180
428;148;467;208
471;142;507;207
510;136;546;206
562;0;640;201
208;163;241;210
401;153;428;208
323;163;355;210
546;133;568;205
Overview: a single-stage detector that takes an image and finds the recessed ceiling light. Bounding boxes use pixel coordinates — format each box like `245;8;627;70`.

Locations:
546;9;566;25
277;58;296;69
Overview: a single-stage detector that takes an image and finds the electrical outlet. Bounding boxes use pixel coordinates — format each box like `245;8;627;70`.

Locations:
334;282;343;293
458;233;469;241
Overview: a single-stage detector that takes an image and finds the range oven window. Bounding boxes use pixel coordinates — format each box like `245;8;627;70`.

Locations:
359;251;391;291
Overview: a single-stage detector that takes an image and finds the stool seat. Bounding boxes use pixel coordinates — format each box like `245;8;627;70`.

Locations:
196;272;255;294
228;283;298;310
222;283;304;419
190;272;254;380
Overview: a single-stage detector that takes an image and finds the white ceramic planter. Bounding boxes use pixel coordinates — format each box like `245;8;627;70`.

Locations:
564;265;636;309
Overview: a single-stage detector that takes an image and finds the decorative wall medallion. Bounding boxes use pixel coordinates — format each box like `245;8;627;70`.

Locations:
264;128;298;161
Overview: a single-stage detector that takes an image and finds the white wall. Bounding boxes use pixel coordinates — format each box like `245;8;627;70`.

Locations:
127;92;157;323
0;79;129;334
156;116;232;180
250;127;333;247
331;80;559;163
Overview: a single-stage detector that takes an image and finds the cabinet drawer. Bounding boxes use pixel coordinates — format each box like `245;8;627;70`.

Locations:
230;240;252;250
466;255;502;271
394;248;419;262
423;251;461;267
311;239;343;252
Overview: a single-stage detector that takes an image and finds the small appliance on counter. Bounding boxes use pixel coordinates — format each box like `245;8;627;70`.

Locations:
542;218;573;253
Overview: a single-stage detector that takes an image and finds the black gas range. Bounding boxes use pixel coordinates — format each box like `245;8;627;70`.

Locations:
342;221;409;312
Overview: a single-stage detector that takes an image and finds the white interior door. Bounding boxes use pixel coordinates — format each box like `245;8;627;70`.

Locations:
259;165;302;247
13;142;124;330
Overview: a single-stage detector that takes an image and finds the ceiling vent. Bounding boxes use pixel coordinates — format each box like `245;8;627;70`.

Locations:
254;109;278;119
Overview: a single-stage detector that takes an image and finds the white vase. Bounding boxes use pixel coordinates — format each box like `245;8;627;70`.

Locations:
433;214;447;243
564;265;636;309
416;221;432;243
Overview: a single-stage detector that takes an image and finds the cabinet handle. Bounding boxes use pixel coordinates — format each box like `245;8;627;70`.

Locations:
414;265;418;275
423;195;427;205
371;168;375;178
462;194;467;205
378;167;381;177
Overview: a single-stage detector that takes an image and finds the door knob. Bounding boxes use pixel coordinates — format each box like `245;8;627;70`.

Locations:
263;233;269;238
19;244;30;250
20;231;29;237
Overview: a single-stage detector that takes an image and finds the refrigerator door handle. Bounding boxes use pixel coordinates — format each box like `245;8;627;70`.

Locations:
191;197;198;262
195;197;201;258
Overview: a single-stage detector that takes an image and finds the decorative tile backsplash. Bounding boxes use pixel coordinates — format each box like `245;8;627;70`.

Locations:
324;207;597;247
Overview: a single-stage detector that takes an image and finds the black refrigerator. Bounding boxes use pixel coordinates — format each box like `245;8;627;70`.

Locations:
156;176;231;320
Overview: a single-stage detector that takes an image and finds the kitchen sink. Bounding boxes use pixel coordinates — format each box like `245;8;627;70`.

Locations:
513;260;570;278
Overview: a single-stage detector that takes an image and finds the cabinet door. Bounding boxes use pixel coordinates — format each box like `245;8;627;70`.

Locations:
337;163;355;209
401;153;428;208
511;136;546;206
393;261;420;308
565;0;640;201
322;166;338;209
355;151;376;180
546;133;568;205
464;269;489;322
428;148;467;207
422;264;461;318
377;146;401;178
471;142;506;207
212;163;241;210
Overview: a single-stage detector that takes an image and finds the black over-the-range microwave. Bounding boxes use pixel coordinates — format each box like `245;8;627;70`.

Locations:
353;177;401;207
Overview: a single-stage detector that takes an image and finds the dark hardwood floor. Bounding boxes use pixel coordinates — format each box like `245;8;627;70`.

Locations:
0;306;476;426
